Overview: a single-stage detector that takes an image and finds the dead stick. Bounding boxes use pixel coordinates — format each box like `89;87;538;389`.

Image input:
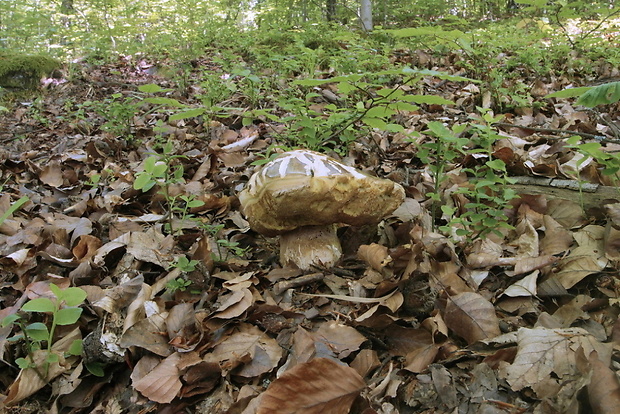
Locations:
273;273;324;295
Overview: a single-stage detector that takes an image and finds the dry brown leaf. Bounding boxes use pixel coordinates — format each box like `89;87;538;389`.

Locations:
502;271;538;297
85;273;144;314
167;302;203;352
204;323;282;377
126;229;174;267
552;245;608;289
510;215;539;257
292;326;318;364
355;292;404;322
211;288;254;319
357;243;392;272
314;321;367;359
444;292;501;344
430;364;457;409
588;353;620;414
540;215;573;256
120;311;172;356
546;198;586;229
39;160;64;187
511;254;558;275
133;353;183;404
350;349;380;378
256;358;365;414
500;327;612;399
72;234;102;262
604;223;620;261
4;351;71;406
604;202;620;228
384;324;438;373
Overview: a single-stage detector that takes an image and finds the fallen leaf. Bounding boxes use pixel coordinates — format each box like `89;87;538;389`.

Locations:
588;353;620;414
133;353;183;404
444;292;501;344
204;323;282;377
315;321;367;359
256;358;365;414
501;327;612;398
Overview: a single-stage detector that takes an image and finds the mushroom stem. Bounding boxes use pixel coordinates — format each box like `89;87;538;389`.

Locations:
279;225;342;270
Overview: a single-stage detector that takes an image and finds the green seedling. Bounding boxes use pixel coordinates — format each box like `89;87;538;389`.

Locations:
133;140;205;234
0;196;29;227
165;278;192;295
1;285;87;378
170;255;199;272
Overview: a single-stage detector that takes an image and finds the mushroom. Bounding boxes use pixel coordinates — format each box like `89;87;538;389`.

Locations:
239;150;405;270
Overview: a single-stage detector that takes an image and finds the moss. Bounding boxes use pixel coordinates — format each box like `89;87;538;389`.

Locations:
0;52;61;89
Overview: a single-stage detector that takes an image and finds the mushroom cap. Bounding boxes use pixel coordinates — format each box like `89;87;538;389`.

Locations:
239;150;405;236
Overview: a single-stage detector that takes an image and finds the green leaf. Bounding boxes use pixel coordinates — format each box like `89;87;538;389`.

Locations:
385;124;405;132
67;339;83;356
22;298;55;313
152;162;168;177
55;308;83;325
46;352;59;363
576;82;620;107
366;106;396;118
362;117;388;130
169;107;207;121
486;159;507;171
386;27;440;37
544;86;591;99
25;322;49;341
144;97;186;107
186;199;205;208
133;173;154;191
86;361;105;377
0;196;29;227
294;74;364;86
1;313;21;327
390;102;419;112
427;121;452;137
405;95;454;105
138;84;172;93
16;358;31;369
143;156;157;172
61;287;87;307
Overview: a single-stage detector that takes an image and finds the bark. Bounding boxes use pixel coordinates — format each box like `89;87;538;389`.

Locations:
360;0;372;31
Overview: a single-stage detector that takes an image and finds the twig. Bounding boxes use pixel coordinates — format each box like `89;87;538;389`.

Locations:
493;122;616;142
273;272;324;295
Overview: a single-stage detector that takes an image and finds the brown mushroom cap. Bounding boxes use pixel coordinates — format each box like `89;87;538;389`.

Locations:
239;150;405;236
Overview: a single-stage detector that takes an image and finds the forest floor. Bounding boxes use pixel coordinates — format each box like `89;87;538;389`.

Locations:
1;40;620;414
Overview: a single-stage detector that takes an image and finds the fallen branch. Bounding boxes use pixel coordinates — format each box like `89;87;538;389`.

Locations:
510;176;619;210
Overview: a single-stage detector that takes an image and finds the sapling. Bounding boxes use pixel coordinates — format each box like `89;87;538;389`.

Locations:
2;284;87;378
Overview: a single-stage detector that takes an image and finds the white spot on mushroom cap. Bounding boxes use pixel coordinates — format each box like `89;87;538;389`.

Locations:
245;150;367;197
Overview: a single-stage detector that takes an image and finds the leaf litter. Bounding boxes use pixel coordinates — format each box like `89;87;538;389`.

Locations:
0;48;620;414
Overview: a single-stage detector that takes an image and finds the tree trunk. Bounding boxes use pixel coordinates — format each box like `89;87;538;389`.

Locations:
360;0;372;31
326;0;336;22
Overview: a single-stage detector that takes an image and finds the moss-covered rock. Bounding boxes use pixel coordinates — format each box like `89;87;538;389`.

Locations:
0;52;61;89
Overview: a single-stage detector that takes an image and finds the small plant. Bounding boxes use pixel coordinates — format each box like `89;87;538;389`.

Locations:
200;222;249;261
170;255;199;272
0;196;29;227
441;112;518;240
133;140;204;233
165;278;192;294
414;120;469;228
1;284;87;378
87;93;141;138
